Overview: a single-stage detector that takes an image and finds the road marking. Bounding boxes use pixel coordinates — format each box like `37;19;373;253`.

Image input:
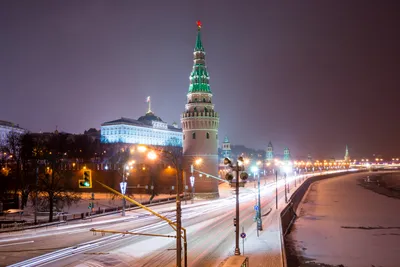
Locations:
0;240;34;247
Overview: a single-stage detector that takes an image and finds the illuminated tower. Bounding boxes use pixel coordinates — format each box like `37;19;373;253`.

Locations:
181;21;219;199
266;141;274;162
222;136;231;159
283;147;291;162
344;145;350;162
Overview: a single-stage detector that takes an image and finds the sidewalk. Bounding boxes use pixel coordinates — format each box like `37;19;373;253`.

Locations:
238;174;309;267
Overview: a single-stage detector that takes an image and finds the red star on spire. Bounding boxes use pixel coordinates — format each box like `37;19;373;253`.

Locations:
196;20;202;29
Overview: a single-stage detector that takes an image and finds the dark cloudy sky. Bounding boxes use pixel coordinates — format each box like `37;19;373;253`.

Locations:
1;1;399;159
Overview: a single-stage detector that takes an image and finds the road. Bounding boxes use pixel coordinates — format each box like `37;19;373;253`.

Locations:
0;171;338;267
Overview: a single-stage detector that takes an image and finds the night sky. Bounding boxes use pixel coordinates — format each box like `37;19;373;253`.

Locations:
1;1;399;159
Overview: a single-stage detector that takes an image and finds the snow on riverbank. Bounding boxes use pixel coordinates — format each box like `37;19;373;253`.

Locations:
286;172;400;267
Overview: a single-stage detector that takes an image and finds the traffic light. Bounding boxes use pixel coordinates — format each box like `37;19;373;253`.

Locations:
233;218;237;227
79;170;92;188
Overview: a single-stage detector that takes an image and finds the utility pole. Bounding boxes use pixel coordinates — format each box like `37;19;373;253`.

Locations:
235;163;240;255
176;163;182;267
190;164;195;204
275;171;278;209
223;157;248;256
257;172;262;231
284;173;288;203
122;166;126;217
34;162;39;225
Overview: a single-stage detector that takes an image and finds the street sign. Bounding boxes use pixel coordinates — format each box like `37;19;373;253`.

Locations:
120;182;127;195
190;176;195;187
254;205;259;211
240;232;246;239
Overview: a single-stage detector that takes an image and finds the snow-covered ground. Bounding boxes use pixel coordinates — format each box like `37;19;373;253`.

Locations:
287;172;400;267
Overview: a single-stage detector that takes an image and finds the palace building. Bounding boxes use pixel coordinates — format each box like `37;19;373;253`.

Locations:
100;98;182;146
0;120;25;143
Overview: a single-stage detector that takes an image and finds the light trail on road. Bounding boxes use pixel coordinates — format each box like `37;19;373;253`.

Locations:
3;170;352;267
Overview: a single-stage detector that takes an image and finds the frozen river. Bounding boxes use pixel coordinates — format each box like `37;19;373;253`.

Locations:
286;171;400;267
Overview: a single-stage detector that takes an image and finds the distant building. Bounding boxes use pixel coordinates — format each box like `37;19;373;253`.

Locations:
344;145;350;162
266;141;274;162
100;98;182;147
283;147;291;162
221;136;231;159
0;120;25;143
84;128;101;141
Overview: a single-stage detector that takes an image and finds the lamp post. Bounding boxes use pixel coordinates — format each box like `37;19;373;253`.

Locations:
121;164;128;217
284;172;288;203
224;157;248;256
251;166;262;231
190;158;202;204
120;161;135;217
190;164;195;204
139;145;185;267
275;170;278;209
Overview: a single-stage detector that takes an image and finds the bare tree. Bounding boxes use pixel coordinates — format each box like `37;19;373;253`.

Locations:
35;134;82;222
0;132;36;208
35;162;81;222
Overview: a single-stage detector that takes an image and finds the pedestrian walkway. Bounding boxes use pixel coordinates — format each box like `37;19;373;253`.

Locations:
236;175;308;267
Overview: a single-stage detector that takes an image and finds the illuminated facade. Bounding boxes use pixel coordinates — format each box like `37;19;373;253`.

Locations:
283;147;291;162
222;136;231;159
100;103;182;146
181;21;220;199
344;145;350;162
266;141;274;162
0;120;25;143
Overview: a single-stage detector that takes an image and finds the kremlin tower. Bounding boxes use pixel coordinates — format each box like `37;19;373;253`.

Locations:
181;21;219;199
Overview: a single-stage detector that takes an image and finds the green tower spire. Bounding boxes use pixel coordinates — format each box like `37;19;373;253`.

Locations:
195;21;204;52
344;145;350;162
188;21;212;93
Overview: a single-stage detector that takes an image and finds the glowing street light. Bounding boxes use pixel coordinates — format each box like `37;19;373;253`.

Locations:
190;158;203;204
137;145;147;153
136;144;186;266
147;151;157;160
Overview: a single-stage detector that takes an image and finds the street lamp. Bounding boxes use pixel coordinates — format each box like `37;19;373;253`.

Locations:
121;160;135;217
190;158;202;204
138;145;186;267
224;157;249;256
251;166;262;231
